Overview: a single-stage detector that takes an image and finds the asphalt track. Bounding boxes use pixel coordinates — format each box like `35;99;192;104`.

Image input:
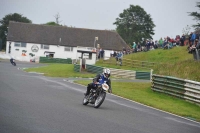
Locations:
0;60;200;133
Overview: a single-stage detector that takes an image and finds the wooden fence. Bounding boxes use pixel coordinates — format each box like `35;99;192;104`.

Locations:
103;58;156;69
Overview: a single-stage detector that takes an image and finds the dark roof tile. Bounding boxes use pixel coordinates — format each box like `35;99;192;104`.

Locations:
7;21;129;51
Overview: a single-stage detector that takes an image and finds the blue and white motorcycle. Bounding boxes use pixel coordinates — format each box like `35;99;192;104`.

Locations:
82;82;109;108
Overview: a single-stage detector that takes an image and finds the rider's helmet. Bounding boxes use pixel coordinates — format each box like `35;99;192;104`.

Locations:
103;68;111;78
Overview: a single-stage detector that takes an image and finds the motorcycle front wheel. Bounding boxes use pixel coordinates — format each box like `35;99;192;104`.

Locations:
12;62;16;66
82;96;89;105
94;92;106;108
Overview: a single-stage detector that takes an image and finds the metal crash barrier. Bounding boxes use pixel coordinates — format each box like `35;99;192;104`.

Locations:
152;74;200;104
73;64;152;80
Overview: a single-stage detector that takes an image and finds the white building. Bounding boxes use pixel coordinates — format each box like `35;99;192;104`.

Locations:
6;21;129;64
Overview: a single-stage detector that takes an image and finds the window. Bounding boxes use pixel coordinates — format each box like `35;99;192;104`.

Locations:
14;42;21;47
21;43;27;47
14;42;26;47
41;44;49;49
64;47;73;52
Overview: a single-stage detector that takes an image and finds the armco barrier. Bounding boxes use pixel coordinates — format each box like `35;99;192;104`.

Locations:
109;68;136;79
39;57;72;64
74;64;81;72
74;64;151;80
152;74;200;104
86;64;104;74
136;71;151;80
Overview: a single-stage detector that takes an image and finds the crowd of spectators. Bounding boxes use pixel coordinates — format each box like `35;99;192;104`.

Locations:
128;35;187;53
110;31;200;63
116;32;200;55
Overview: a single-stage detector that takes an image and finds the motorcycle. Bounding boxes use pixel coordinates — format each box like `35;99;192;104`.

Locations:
82;82;109;108
10;59;16;66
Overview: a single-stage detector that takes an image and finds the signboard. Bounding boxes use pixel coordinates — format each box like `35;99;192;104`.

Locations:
31;45;39;52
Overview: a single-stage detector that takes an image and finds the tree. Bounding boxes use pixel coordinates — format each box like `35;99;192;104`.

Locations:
113;5;155;45
44;21;61;26
43;13;63;27
0;13;32;50
54;13;62;25
188;2;200;29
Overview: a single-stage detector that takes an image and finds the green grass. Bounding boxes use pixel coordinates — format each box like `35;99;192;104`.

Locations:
25;64;94;78
125;46;192;63
74;80;200;122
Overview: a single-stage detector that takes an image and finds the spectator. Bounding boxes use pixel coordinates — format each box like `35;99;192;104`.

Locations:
122;47;126;55
190;32;196;45
149;39;154;50
175;35;180;46
146;39;150;51
188;43;196;54
154;40;158;49
159;38;163;48
189;32;193;45
116;51;123;66
100;49;104;58
127;48;131;54
132;42;137;53
188;36;200;53
113;51;117;57
162;38;168;48
180;34;185;46
137;42;142;51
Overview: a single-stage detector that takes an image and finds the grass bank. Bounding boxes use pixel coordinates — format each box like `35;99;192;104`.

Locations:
96;46;200;81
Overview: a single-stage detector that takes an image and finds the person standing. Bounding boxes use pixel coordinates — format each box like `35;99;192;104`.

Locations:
180;34;185;46
159;38;163;48
132;42;137;53
190;32;196;45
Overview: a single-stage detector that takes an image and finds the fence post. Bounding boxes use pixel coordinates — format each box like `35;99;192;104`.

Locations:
79;59;82;72
150;69;153;81
196;49;200;60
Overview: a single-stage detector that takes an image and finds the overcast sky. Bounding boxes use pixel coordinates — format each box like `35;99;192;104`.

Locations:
0;0;198;41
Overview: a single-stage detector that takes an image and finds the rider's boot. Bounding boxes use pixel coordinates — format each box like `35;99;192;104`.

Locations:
84;86;91;96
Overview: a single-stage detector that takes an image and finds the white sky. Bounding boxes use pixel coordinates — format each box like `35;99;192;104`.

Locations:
0;0;198;41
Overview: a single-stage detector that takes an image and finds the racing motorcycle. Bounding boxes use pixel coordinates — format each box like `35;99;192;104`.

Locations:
10;58;16;66
82;82;109;108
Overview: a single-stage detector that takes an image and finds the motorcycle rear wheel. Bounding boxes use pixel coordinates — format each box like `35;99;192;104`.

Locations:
94;92;106;108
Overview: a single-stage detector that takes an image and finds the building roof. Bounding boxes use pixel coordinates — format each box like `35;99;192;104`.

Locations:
7;21;129;51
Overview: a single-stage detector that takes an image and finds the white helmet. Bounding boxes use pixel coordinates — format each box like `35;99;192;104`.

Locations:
103;68;111;78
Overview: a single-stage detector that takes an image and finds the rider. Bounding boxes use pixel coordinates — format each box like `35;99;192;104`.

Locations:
85;68;112;96
10;58;14;64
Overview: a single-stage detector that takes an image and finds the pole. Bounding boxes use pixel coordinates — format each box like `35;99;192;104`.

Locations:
94;39;96;48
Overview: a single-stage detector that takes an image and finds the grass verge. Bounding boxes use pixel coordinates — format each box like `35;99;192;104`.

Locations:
25;64;94;78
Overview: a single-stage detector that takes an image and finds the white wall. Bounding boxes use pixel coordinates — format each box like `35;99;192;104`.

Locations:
6;42;97;64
